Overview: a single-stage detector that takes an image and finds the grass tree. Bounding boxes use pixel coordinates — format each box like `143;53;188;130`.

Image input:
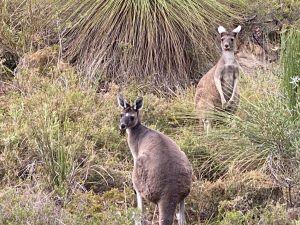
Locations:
60;0;245;88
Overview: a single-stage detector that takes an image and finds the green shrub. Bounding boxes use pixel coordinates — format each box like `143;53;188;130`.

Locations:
0;0;58;53
281;24;300;119
0;66;129;194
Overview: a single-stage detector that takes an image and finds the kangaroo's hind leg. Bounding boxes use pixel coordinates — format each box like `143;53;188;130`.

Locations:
178;200;186;225
135;191;143;225
158;199;177;225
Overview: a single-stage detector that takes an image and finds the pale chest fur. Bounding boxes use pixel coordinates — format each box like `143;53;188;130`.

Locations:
223;51;236;65
218;51;239;99
127;130;139;161
220;51;238;79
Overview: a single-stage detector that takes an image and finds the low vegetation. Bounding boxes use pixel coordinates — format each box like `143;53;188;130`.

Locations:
1;50;299;223
0;0;300;224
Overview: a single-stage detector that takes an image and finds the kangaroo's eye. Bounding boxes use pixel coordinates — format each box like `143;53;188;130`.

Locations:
130;116;135;121
120;113;124;118
231;38;234;41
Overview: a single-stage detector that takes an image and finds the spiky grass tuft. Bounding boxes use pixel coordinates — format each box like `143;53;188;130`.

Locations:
60;0;245;88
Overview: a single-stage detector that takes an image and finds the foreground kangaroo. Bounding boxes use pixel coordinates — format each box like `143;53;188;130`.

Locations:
195;25;241;133
117;95;192;225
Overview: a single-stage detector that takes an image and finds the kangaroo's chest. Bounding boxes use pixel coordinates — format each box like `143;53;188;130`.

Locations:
222;65;235;81
223;63;237;73
221;64;238;99
127;131;141;160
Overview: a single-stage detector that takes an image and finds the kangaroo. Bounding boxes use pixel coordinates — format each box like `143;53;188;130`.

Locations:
195;25;241;134
117;95;193;225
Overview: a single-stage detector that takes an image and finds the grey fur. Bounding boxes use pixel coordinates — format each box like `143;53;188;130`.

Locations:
118;96;192;225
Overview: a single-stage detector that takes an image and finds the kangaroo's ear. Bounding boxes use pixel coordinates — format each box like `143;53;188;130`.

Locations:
134;96;143;111
218;26;226;34
117;94;130;109
232;25;241;34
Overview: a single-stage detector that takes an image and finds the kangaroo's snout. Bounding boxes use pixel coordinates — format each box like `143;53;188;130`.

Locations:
222;37;234;51
120;123;126;130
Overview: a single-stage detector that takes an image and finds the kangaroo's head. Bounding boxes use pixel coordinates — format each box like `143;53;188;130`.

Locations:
117;95;143;132
217;25;241;51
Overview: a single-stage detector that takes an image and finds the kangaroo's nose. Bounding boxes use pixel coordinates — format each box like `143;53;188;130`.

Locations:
224;44;229;48
120;124;126;130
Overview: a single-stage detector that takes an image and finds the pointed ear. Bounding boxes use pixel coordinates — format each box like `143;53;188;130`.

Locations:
232;25;241;34
117;94;130;109
134;96;143;111
218;26;226;34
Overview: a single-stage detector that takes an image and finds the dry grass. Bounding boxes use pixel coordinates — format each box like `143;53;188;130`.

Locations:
0;46;299;224
0;0;58;53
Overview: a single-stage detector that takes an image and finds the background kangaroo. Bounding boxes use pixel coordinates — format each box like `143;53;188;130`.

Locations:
117;95;192;225
194;25;241;133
